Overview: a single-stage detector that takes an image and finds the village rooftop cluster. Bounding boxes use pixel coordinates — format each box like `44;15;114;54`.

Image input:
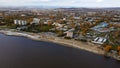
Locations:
0;8;120;58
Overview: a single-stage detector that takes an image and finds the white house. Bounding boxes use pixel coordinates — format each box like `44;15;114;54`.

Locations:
65;28;75;38
63;18;66;20
66;31;73;38
52;22;64;28
44;20;51;25
74;17;80;19
31;18;40;25
44;22;48;24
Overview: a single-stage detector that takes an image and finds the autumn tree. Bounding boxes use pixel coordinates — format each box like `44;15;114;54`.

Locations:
105;45;112;52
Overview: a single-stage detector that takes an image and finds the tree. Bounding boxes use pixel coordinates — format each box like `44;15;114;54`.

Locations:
105;45;112;52
117;46;120;55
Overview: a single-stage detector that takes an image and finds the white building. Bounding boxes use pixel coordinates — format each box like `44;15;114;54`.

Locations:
31;18;40;25
44;20;51;25
92;37;107;44
44;22;48;24
14;20;18;24
14;20;27;25
74;17;80;19
65;28;75;38
63;18;66;20
52;22;64;28
66;31;73;38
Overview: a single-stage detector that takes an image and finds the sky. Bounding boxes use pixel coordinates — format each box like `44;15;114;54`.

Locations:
0;0;119;7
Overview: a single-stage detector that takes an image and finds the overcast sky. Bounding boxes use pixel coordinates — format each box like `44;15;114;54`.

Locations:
0;0;119;7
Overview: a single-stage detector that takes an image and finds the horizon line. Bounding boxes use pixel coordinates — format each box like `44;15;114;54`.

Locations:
0;6;120;8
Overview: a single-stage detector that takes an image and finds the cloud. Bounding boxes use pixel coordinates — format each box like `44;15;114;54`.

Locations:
0;0;51;3
0;0;120;7
22;0;51;2
96;0;103;2
0;0;52;6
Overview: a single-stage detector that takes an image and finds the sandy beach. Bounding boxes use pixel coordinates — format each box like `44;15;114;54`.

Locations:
0;30;104;55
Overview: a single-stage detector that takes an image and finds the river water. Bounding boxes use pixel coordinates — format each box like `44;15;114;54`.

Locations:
0;33;120;68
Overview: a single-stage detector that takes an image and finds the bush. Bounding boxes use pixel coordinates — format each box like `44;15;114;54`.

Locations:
7;24;17;29
64;37;72;39
80;39;87;42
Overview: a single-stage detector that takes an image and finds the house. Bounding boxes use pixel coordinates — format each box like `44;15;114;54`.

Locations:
14;20;27;25
63;18;66;20
44;22;48;24
31;18;40;25
66;31;73;38
110;22;120;27
92;37;107;44
74;17;80;19
91;22;109;32
92;22;109;29
74;34;88;42
65;28;75;38
52;22;64;28
44;20;52;25
21;14;26;17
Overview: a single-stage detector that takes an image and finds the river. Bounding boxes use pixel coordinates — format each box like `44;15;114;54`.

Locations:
0;33;120;68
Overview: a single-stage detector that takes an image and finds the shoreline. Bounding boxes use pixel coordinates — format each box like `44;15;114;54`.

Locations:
0;30;104;55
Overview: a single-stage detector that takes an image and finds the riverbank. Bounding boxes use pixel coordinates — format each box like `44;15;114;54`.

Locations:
0;29;104;55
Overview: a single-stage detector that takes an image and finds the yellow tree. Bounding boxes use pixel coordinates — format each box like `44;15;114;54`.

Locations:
118;46;120;55
105;45;112;52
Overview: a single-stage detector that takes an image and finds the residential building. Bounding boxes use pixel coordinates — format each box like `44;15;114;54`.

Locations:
92;37;107;44
31;18;40;25
14;20;27;25
66;31;73;38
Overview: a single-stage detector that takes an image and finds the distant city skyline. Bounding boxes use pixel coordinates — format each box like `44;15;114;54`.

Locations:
0;0;119;8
